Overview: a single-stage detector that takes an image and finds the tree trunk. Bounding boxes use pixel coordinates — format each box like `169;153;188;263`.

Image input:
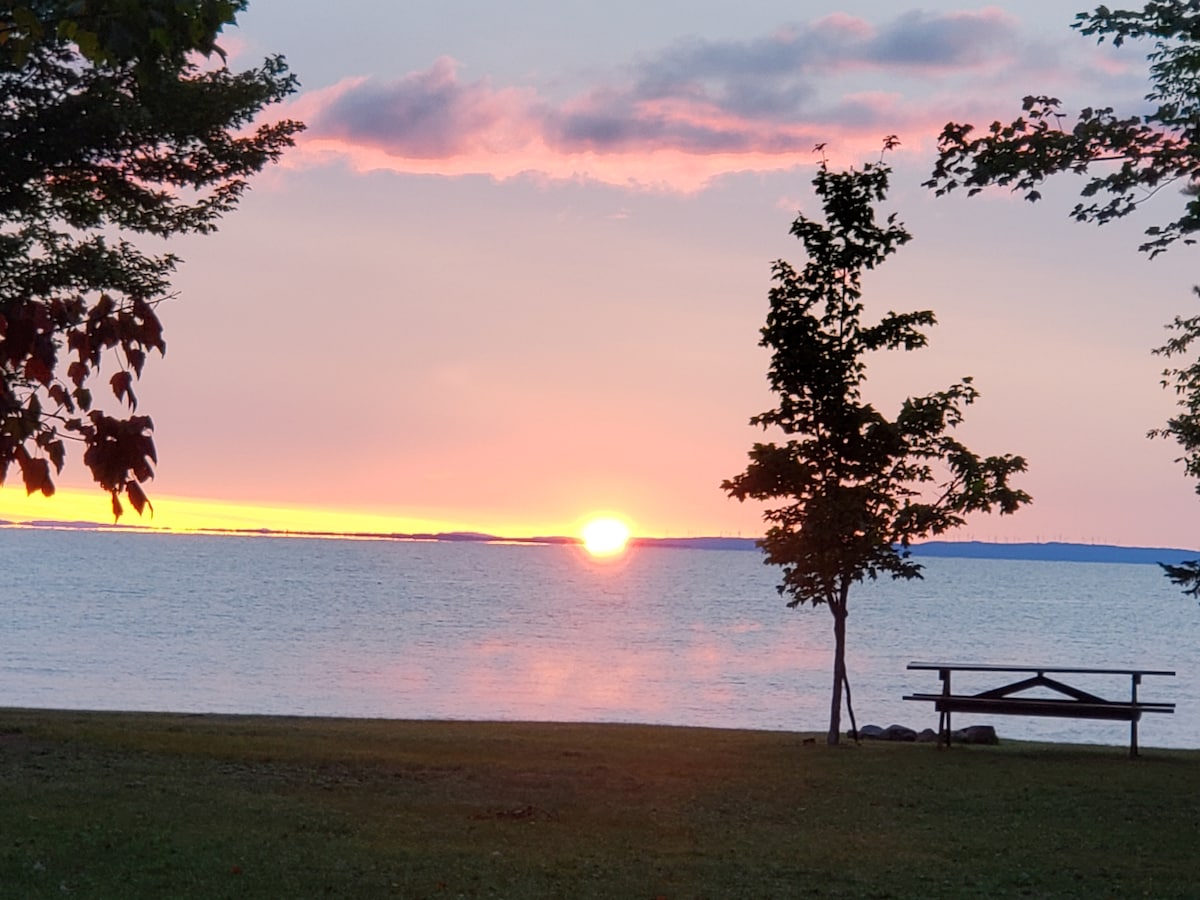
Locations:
842;669;858;742
827;605;848;745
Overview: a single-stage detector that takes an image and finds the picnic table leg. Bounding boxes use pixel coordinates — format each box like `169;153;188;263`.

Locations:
940;668;952;748
1130;674;1141;759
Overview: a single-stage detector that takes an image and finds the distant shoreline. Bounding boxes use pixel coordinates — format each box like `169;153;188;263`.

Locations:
3;518;1198;565
637;537;1200;565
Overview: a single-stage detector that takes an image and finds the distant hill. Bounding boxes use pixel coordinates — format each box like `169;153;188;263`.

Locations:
907;540;1200;565
632;537;757;551
4;519;1196;564
633;537;1200;565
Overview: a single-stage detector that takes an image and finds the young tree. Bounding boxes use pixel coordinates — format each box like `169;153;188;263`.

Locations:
0;1;303;518
724;145;1030;745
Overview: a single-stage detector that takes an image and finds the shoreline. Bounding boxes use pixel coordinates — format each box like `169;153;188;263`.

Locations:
3;706;1194;752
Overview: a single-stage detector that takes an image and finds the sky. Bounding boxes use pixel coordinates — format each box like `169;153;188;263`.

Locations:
3;1;1200;549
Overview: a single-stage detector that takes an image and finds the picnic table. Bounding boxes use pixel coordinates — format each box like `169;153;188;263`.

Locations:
903;662;1176;757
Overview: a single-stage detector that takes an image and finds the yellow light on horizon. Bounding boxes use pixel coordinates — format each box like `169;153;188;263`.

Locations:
0;485;626;541
0;486;464;537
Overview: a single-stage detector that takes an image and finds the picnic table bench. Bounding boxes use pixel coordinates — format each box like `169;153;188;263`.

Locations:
903;662;1175;757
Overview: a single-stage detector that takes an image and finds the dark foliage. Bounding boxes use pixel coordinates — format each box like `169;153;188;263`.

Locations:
1151;286;1200;597
0;1;302;517
927;2;1200;596
927;2;1200;258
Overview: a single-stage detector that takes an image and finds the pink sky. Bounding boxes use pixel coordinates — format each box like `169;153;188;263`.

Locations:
4;1;1200;549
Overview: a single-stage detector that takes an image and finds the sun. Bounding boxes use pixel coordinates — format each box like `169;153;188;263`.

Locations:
581;517;632;557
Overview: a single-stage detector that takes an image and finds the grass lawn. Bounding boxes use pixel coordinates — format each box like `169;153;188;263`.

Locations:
0;708;1196;898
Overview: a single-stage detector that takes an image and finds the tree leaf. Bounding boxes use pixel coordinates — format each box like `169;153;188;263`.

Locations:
18;453;51;496
110;371;137;410
23;357;52;386
126;480;153;517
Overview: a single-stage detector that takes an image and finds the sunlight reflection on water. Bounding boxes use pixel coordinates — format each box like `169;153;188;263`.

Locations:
1;529;1195;747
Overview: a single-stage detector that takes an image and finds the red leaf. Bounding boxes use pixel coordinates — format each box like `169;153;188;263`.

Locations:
90;294;114;321
48;384;71;410
126;480;153;517
111;489;123;521
68;360;88;387
18;454;50;496
110;371;137;410
3;317;33;366
68;330;91;360
24;357;51;386
46;440;65;472
125;346;146;377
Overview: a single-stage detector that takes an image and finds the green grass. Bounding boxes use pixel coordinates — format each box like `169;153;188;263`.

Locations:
1;709;1197;899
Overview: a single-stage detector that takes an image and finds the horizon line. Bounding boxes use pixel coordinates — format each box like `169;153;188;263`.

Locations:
3;519;1199;557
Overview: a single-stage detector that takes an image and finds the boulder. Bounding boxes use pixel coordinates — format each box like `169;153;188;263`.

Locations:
847;723;975;743
883;724;918;742
959;724;999;745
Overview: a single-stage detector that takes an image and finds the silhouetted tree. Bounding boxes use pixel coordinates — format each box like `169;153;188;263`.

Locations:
926;2;1200;593
927;2;1200;258
0;1;303;517
1152;288;1200;597
724;143;1030;745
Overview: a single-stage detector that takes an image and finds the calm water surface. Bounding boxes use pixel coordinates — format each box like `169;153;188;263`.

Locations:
1;528;1195;747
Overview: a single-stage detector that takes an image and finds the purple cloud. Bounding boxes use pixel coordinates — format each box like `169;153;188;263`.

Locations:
309;57;526;159
868;9;1019;66
291;8;1101;189
627;10;1017;117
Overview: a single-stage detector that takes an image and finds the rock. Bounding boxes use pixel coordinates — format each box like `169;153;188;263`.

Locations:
883;724;918;742
849;723;950;743
959;724;999;745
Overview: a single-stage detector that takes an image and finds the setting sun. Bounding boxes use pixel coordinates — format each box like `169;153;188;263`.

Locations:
581;517;631;557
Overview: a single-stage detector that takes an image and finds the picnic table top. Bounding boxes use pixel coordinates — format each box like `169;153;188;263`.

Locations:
907;662;1176;677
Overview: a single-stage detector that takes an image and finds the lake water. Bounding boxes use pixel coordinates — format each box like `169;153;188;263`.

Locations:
1;528;1196;748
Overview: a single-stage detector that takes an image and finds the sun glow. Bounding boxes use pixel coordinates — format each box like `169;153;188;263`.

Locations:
581;516;632;557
